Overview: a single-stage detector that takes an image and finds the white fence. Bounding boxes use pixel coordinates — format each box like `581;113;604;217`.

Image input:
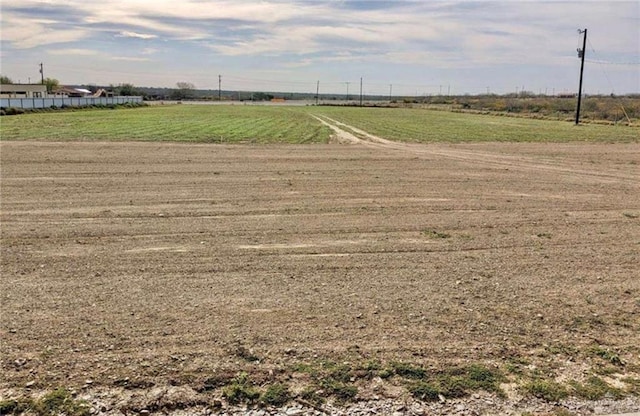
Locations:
0;96;143;109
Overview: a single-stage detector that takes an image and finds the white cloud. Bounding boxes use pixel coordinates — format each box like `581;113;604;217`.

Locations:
47;48;99;56
116;31;158;40
112;56;151;62
0;1;637;93
1;12;88;49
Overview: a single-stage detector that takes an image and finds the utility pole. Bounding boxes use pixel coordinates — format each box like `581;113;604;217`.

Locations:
39;62;44;84
575;28;587;125
218;75;221;101
359;77;363;107
389;84;392;102
345;82;350;101
316;80;319;105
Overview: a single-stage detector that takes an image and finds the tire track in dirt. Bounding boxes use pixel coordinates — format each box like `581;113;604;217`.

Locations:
313;114;640;185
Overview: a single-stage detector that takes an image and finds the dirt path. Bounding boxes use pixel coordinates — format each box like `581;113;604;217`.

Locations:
313;114;640;185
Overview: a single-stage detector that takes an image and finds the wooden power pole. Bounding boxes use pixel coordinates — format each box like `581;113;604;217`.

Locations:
575;29;587;125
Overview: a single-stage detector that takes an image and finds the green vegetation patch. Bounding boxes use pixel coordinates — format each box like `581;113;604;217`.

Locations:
260;383;291;406
521;380;569;402
311;106;640;143
0;105;331;143
222;373;261;405
2;104;637;143
0;388;91;416
569;376;624;400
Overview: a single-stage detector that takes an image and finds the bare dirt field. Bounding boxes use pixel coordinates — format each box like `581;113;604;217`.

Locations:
1;137;639;414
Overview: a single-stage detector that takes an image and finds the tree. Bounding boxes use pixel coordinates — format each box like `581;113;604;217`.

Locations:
42;78;59;93
1;75;13;84
115;83;139;96
252;92;274;101
176;82;195;91
171;82;195;100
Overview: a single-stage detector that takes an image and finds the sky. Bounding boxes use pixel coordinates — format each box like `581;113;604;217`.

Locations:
1;0;639;96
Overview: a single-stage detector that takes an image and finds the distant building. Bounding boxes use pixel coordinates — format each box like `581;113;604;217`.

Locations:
93;88;114;98
0;84;47;98
53;86;94;97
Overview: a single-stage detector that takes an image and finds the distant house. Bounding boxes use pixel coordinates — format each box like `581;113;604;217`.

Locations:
53;86;94;97
0;84;47;98
93;88;114;97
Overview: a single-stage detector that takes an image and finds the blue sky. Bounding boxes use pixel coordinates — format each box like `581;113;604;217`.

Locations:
1;0;638;95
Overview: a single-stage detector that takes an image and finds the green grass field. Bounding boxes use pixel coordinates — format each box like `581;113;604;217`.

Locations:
0;105;331;143
312;106;640;143
1;104;638;143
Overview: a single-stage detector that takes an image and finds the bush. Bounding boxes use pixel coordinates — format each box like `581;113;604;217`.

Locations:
4;107;25;115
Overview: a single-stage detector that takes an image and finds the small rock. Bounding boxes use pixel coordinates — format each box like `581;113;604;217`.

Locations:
140;410;150;416
14;358;27;367
25;381;36;388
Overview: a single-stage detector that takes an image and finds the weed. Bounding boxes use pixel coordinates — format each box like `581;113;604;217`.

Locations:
521;380;568;401
570;376;624;400
553;409;577;416
623;377;640;395
433;365;505;398
423;229;451;239
623;212;639;219
261;383;291;406
325;363;353;383
536;232;552;239
0;400;20;415
222;373;260;404
299;387;325;406
363;359;381;372
409;381;440;401
505;362;524;375
318;379;358;402
437;376;468;398
593;365;621;376
589;346;624;366
465;364;504;392
391;362;427;379
291;362;316;374
0;389;91;416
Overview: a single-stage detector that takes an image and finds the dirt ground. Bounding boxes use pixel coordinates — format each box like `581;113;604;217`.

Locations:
1;134;639;412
